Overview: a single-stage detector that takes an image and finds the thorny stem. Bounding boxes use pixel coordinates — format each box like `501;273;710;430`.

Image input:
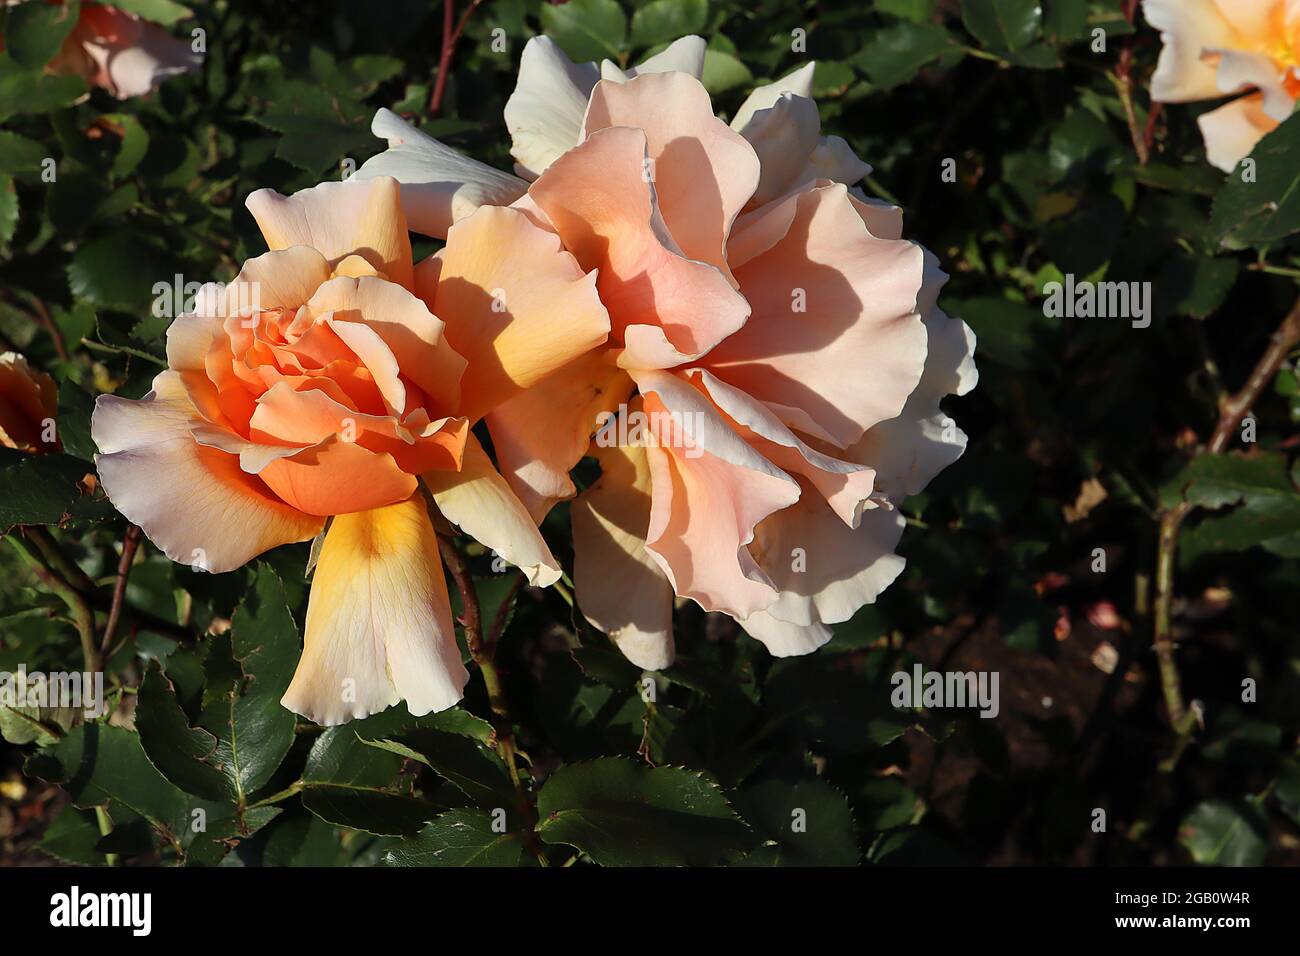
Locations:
1153;296;1300;761
100;524;142;658
437;534;548;865
429;0;486;115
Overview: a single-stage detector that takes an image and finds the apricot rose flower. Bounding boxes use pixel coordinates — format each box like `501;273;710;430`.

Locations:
360;37;977;670
0;352;59;454
31;1;204;99
92;177;609;723
1145;0;1300;171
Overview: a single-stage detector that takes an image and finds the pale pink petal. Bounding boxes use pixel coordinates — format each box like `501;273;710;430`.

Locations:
740;505;906;655
633;369;800;620
528;126;749;368
583;72;760;277
504;36;600;179
730;62;816;131
1143;0;1238;102
685;368;878;527
602;35;707;82
704;183;929;448
1197;92;1278;172
572;439;675;670
736;92;822;207
851;307;977;500
355;108;528;239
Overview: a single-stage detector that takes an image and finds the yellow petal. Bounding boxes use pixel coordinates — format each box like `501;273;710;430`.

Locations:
423;433;562;587
281;496;468;725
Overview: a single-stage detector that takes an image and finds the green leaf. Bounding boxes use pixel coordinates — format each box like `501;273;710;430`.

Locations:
734;779;860;866
360;714;515;811
1179;799;1267;866
0;63;85;122
629;0;708;50
1211;112;1300;246
38;805;107;866
1160;452;1294;510
874;0;939;23
1042;0;1088;44
540;0;628;62
701;48;752;94
27;723;195;842
136;661;230;802
67;235;178;313
383;808;525;866
0;448;103;531
4;0;81;70
1155;254;1238;319
856;22;957;90
110;0;193;27
536;757;754;865
104;114;150;180
299;785;439;837
962;0;1042;53
298;708;440;836
0;131;46;176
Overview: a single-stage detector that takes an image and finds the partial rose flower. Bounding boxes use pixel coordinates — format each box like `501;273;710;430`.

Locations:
361;37;977;670
1145;0;1300;171
20;1;204;99
0;351;59;453
91;176;609;724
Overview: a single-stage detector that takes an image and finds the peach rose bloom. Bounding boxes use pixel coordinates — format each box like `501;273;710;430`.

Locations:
360;37;976;669
0;352;59;453
1145;0;1300;171
31;1;203;99
92;177;609;722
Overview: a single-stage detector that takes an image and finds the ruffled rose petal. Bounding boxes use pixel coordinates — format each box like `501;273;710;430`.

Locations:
423;433;563;587
504;36;600;179
706;183;929;448
92;371;322;572
736;92;822;207
730;62;816;131
851;308;977;500
582;72;760;277
355;108;528;240
486;350;634;522
1143;0;1238;102
1211;49;1296;120
572;439;676;670
1197;92;1278;172
303;275;466;417
528;126;750;368
245;177;415;290
685;368;877;528
601;35;707;82
740;504;906;656
633;369;800;620
281;495;468;725
415;205;610;422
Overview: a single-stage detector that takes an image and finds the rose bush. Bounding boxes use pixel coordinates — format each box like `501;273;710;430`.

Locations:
2;0;1299;871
